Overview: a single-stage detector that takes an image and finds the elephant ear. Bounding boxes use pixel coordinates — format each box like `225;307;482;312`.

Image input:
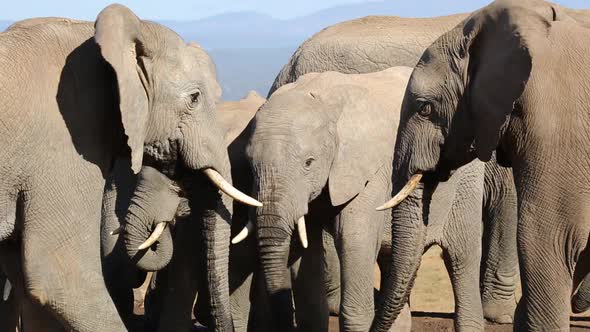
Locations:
95;4;149;174
464;5;535;162
327;85;398;206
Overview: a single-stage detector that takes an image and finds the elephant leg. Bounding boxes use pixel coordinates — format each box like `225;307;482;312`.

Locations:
22;190;125;331
481;164;518;324
144;272;160;332
292;221;329;332
229;271;252;332
335;211;383;332
228;237;257;332
441;240;484;332
322;228;341;316
514;216;584;331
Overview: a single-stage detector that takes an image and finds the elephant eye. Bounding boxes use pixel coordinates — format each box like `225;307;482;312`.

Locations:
418;102;433;117
304;157;315;170
190;91;201;105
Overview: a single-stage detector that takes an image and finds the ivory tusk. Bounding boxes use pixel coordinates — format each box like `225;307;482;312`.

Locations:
231;221;254;244
138;223;167;250
110;226;122;236
296;216;308;249
203;168;263;207
376;173;423;211
3;280;11;301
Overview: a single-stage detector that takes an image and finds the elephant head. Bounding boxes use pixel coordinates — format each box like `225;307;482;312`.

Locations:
94;5;257;205
235;68;409;329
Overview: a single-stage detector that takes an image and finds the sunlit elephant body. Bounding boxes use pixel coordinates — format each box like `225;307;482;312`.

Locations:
0;4;233;331
243;68;417;332
270;13;520;325
373;1;590;331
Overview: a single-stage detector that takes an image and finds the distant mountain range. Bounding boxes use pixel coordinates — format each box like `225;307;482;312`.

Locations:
0;0;585;99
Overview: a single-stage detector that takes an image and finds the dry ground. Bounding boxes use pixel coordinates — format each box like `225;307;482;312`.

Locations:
134;246;590;331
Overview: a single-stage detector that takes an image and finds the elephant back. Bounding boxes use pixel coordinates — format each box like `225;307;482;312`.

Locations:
268;13;467;96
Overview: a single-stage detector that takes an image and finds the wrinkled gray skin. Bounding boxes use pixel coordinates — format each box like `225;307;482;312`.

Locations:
101;93;263;332
247;68;413;332
99;37;226;332
372;155;516;332
268;14;467;97
572;274;590;314
270;13;520;325
0;4;230;331
372;1;590;331
123;164;233;332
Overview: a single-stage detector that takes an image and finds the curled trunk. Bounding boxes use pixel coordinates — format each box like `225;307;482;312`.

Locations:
372;190;427;332
124;204;174;272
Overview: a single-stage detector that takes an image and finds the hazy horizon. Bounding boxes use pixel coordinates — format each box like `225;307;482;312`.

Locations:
1;0;587;21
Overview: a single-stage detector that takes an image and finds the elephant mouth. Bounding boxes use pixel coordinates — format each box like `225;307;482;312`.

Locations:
142;139;183;179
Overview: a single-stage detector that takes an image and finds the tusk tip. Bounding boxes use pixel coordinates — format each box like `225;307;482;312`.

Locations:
110;227;122;236
375;204;391;211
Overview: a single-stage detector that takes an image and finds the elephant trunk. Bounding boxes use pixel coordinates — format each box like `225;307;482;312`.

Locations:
372;189;426;332
257;209;296;331
192;168;234;331
124;201;174;271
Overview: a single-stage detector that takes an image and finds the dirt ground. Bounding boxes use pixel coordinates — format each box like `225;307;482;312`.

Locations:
134;246;590;331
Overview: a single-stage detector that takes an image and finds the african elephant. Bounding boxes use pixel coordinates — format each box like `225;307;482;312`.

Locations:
268;13;520;324
372;0;590;331
101;91;266;332
233;67;415;332
0;4;258;330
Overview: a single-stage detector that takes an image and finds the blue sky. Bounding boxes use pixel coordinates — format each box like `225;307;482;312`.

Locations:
1;0;587;21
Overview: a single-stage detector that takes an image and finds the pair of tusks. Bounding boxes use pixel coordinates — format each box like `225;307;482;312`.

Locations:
231;216;309;249
376;173;423;211
112;168;263;250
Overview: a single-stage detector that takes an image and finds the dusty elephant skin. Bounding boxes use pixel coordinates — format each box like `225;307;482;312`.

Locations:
372;0;590;331
241;67;414;332
268;13;468;96
0;3;239;331
101;92;265;332
270;11;521;326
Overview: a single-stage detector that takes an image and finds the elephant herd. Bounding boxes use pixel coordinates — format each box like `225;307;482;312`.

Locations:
0;0;589;331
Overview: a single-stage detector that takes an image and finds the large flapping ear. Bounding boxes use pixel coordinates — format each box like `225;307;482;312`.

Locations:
326;85;399;206
464;3;536;161
95;4;149;174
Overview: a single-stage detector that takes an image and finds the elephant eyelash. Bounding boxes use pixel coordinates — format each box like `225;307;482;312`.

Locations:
190;91;201;104
418;102;433;117
304;157;315;169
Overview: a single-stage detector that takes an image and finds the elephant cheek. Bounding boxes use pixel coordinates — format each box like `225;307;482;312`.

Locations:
179;114;228;174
